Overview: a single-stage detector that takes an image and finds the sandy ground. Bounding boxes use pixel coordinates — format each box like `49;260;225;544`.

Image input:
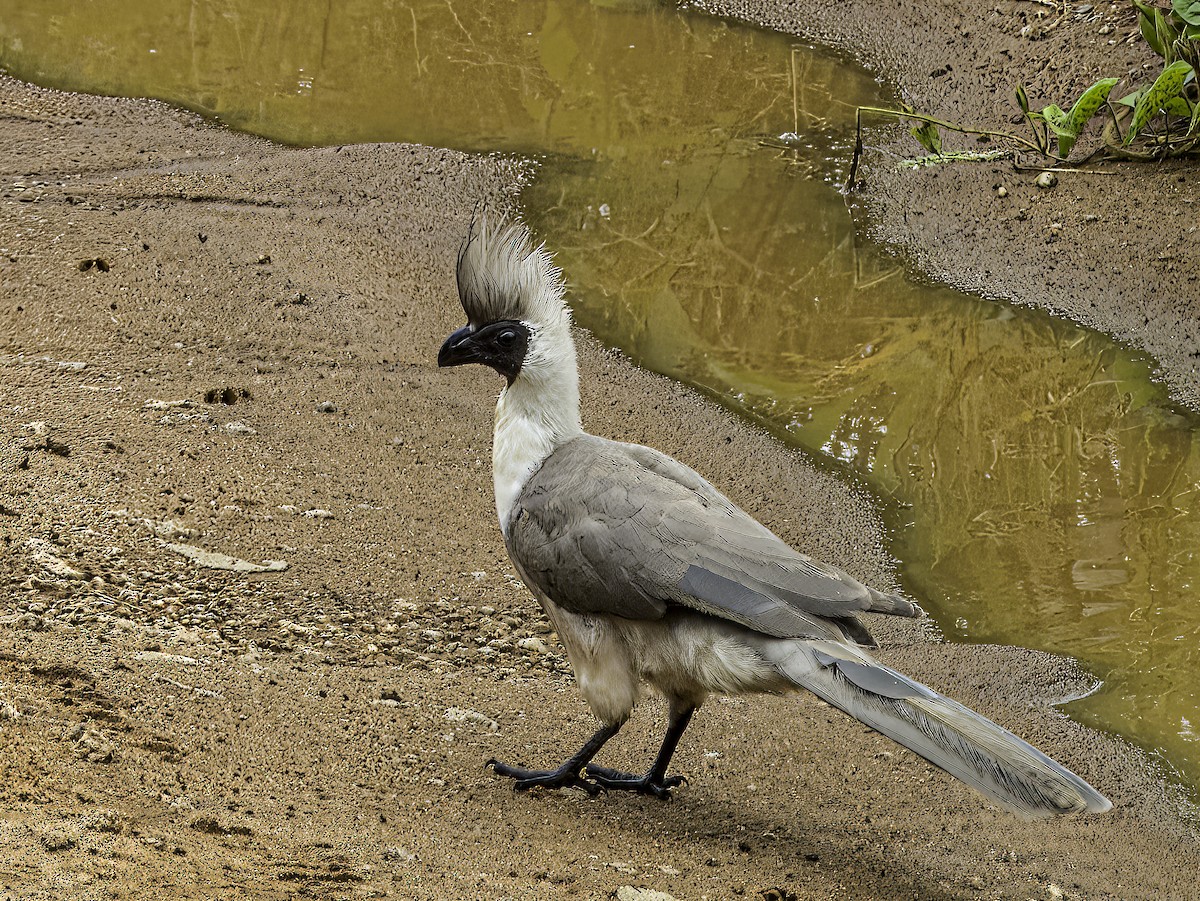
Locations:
2;2;1200;899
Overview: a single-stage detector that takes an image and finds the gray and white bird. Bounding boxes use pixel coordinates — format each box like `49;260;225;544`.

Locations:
437;216;1111;817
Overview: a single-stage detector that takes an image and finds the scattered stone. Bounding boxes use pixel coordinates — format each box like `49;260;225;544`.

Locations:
134;650;200;666
82;809;125;833
302;509;334;520
996;185;1008;198
13;613;48;631
67;723;116;763
204;387;252;405
517;636;548;654
383;846;416;862
20;421;71;456
1035;171;1058;189
144;398;194;411
754;889;798;901
39;829;77;852
316;401;337;413
163;542;288;573
615;888;678;901
444;707;499;732
223;421;257;435
26;537;84;580
190;816;229;835
133;517;200;540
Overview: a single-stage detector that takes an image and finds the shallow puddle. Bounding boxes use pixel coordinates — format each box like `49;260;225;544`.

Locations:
2;0;1197;789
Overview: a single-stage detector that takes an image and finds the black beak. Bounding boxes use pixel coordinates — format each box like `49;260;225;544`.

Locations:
438;324;478;368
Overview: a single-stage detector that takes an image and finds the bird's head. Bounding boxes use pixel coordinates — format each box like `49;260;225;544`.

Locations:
437;215;572;387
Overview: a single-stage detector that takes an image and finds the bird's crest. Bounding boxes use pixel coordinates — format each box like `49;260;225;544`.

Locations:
456;215;567;329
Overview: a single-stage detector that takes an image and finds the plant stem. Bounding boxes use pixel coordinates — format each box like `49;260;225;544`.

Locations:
846;105;1066;190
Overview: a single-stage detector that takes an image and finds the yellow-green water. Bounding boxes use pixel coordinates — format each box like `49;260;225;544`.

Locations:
2;0;1197;789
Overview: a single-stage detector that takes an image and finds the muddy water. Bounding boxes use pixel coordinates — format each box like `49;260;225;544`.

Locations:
2;0;1197;788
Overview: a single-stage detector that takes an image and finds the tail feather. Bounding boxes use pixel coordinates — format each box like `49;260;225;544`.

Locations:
866;587;923;618
774;640;1112;818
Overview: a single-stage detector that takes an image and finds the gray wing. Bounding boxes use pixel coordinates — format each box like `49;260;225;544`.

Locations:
505;435;918;643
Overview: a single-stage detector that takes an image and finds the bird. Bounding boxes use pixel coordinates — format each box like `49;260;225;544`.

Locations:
436;214;1112;817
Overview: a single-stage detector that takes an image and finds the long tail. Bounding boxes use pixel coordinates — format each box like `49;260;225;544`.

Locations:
772;639;1112;817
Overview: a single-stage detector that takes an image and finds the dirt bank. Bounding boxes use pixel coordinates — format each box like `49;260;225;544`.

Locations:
1;11;1199;901
709;0;1200;413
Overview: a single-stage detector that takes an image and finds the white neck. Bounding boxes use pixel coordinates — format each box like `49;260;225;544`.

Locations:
493;324;582;533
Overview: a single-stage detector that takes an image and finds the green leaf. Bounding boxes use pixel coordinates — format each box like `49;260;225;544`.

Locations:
1065;77;1120;134
1040;103;1078;155
1164;95;1194;116
1174;0;1200;25
909;120;942;154
1139;6;1166;56
1016;84;1030;115
1040;104;1068;130
1191;96;1200;134
1127;60;1195;142
1115;89;1145;108
1156;9;1181;62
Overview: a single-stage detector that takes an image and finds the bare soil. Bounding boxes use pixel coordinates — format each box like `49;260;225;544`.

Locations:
2;2;1200;899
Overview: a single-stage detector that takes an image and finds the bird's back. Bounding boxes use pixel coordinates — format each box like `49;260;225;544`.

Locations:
506;434;918;645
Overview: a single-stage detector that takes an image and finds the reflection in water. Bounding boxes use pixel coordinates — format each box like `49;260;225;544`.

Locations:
1;0;1197;787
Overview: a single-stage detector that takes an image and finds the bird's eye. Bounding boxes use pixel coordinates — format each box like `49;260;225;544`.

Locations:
496;329;517;349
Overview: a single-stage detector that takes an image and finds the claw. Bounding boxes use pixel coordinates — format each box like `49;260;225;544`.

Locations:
487;757;604;795
583;764;688;798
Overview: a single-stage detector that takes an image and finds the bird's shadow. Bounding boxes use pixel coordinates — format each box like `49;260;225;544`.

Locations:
466;695;970;900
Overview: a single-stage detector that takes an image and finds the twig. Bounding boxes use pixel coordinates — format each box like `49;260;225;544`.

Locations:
846;106;1063;191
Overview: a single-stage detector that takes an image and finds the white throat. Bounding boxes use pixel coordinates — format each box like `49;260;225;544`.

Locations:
493;324;582;533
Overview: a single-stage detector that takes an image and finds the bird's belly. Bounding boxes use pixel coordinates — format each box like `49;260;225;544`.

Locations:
540;600;641;726
618;612;790;704
553;603;788;715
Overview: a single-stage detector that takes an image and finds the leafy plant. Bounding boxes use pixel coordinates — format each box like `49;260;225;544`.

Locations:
846;0;1200;188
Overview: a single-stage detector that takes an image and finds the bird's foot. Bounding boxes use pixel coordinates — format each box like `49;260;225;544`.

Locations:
485;758;602;795
583;764;687;799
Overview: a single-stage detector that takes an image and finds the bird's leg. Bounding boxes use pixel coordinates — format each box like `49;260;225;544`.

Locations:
486;722;620;795
585;705;696;798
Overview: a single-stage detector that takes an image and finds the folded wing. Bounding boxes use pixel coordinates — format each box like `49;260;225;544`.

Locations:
506;435;918;645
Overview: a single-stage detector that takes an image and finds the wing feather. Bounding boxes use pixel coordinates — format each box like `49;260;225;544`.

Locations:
506;435;916;642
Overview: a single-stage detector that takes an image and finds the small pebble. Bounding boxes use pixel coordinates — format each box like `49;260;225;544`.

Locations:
1035;171;1058;189
317;401;337;413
